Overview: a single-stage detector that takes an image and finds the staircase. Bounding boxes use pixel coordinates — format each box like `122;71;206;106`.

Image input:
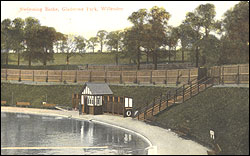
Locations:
133;76;214;122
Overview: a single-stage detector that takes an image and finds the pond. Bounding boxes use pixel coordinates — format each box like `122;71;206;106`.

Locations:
1;112;149;155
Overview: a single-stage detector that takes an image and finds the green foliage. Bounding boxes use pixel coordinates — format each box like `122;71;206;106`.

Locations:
97;30;108;53
87;37;98;53
220;1;249;64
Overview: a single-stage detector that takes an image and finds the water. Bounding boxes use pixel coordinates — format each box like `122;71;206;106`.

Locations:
1;112;149;155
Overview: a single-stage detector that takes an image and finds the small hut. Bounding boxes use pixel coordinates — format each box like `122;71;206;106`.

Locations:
80;82;113;115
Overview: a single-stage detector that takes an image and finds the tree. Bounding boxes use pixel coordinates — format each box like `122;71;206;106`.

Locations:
54;32;66;53
176;23;196;62
127;8;148;70
87;37;98;53
165;26;179;62
74;35;86;53
220;1;249;64
106;30;123;65
23;17;41;67
1;18;12;65
146;6;171;69
36;26;58;66
122;28;141;67
11;18;25;66
184;3;220;67
198;35;221;66
60;34;77;68
97;30;107;53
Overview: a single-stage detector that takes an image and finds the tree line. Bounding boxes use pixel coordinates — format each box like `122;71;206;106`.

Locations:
1;2;249;69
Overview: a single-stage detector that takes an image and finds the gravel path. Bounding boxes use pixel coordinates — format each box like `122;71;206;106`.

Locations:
1;107;209;155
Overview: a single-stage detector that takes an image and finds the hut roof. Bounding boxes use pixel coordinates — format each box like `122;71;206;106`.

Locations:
83;82;113;95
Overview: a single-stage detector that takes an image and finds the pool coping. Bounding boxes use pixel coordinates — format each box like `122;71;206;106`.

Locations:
1;107;210;155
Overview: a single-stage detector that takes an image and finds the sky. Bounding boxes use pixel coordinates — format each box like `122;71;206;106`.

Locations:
1;1;240;39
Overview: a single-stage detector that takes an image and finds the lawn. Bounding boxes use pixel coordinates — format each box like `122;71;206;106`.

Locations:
1;50;191;70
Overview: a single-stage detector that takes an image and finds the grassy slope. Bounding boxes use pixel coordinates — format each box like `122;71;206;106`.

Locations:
1;82;171;110
154;87;249;155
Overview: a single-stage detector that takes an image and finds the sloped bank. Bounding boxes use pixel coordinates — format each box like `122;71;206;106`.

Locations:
152;87;249;155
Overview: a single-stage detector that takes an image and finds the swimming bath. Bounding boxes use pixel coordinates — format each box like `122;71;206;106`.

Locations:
1;112;149;155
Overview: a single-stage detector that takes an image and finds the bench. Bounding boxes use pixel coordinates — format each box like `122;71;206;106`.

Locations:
1;101;7;106
42;103;56;108
16;102;31;107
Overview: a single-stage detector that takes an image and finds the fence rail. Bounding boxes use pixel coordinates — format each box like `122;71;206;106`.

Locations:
1;68;198;85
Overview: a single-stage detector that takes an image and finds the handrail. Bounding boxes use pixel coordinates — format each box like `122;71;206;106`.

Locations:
133;76;214;119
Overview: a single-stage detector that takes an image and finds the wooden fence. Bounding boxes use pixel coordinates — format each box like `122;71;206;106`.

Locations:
1;68;198;85
208;64;249;84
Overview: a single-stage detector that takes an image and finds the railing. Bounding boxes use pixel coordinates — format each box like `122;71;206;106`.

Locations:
133;76;214;121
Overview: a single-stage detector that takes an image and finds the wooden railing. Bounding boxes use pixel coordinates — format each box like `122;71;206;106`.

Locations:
133;76;214;121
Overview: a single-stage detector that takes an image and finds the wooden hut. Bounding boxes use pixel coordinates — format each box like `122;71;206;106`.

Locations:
80;82;113;115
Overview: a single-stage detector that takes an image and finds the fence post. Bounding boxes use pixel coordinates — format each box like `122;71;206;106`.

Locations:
222;66;224;85
105;70;107;83
5;69;8;80
32;70;34;82
150;70;153;84
120;71;122;84
237;65;240;84
19;69;21;81
60;70;63;82
89;71;92;82
46;70;48;82
75;70;77;83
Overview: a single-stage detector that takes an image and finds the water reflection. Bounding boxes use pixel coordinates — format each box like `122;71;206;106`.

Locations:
1;112;148;155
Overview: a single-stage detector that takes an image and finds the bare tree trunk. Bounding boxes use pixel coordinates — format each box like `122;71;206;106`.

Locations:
174;47;177;61
181;47;184;63
28;55;31;67
168;47;171;62
100;42;103;53
153;52;157;70
146;51;149;64
17;51;20;66
195;46;199;68
137;52;140;70
5;52;9;65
